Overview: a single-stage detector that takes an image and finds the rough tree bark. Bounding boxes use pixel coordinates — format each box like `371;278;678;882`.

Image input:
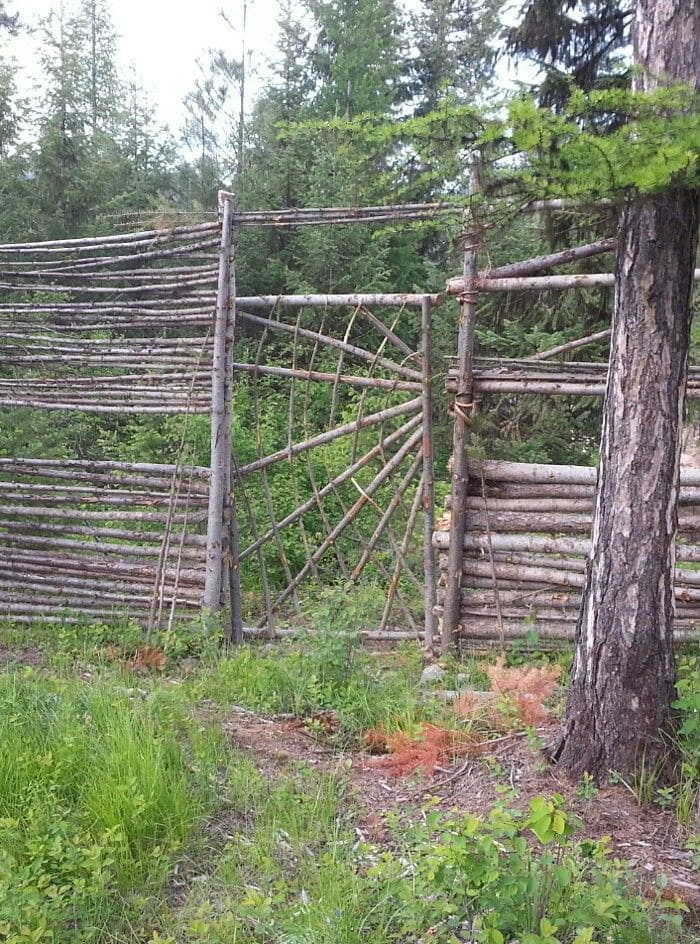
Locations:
552;0;700;779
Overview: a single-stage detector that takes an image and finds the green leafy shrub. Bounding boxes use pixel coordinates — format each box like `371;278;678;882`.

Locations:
371;796;686;944
672;656;700;826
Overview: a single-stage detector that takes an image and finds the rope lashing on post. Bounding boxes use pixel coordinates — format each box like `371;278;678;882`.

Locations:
449;398;476;424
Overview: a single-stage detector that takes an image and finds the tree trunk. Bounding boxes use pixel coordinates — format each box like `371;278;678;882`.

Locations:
552;0;700;780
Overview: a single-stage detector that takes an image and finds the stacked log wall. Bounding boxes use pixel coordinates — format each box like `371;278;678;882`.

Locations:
432;459;700;647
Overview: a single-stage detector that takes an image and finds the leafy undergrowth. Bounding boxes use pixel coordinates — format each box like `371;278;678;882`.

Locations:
0;617;698;943
160;753;689;944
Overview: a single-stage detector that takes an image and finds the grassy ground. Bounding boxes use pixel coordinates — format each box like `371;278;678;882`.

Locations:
0;613;698;944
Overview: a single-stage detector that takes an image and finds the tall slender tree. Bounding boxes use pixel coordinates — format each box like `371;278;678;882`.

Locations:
305;0;406;118
409;0;501;114
551;0;700;779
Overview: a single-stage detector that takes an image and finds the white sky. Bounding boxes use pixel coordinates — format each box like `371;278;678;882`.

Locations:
8;0;281;132
7;0;529;134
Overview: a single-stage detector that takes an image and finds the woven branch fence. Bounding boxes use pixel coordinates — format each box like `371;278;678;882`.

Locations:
2;190;698;650
0;221;221;632
433;459;700;649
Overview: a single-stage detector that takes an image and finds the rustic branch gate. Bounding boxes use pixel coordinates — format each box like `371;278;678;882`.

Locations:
205;195;445;642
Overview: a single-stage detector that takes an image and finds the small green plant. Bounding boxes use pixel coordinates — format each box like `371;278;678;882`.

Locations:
672;657;700;825
687;834;700;871
611;753;668;807
655;786;676;810
577;771;599;801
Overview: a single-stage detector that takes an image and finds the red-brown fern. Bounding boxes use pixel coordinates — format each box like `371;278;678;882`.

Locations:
370;724;484;776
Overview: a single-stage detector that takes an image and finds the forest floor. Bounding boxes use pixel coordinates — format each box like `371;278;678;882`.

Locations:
221;705;700;907
0;621;698;943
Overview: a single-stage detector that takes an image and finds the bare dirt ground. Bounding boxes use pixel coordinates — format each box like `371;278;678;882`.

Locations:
0;642;45;668
221;707;700;920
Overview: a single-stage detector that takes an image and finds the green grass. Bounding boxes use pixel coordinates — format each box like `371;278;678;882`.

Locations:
192;635;428;737
0;672;224;944
0;619;697;943
168;757;400;944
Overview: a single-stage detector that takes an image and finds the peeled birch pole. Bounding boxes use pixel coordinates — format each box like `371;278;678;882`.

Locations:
230;361;421;392
526;330;611;361
456;269;700;294
203;195;234;611
0;221;219;252
350;450;424;581
236;293;441;308
421;295;438;651
478;238;616;281
225;201;244;643
359;304;416;359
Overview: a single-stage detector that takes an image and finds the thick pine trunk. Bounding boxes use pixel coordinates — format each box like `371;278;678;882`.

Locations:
552;0;699;779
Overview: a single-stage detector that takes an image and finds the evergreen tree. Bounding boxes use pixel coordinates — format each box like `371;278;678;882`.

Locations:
0;3;20;159
507;0;633;107
34;4;93;235
181;75;229;209
0;2;17;34
180;1;251;205
67;0;121;135
0;5;36;240
409;0;501;114
32;1;175;236
305;0;406;118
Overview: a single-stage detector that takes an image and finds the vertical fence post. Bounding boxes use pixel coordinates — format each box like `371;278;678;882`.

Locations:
441;173;480;654
204;193;235;614
421;295;438;652
227;202;245;644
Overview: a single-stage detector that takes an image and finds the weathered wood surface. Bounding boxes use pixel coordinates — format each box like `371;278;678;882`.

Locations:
434;458;700;646
0;461;209;623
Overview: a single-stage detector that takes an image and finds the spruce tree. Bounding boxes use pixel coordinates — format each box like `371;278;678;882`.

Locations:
34;1;174;236
304;0;406;118
410;0;501;114
507;0;633;107
34;4;93;236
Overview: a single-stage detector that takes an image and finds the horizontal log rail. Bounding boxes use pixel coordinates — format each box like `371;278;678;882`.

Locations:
447;268;700;294
445;361;700;399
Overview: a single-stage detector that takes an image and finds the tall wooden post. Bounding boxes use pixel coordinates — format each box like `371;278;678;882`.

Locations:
204;193;235;612
226;195;245;644
421;295;438;652
441;178;480;654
